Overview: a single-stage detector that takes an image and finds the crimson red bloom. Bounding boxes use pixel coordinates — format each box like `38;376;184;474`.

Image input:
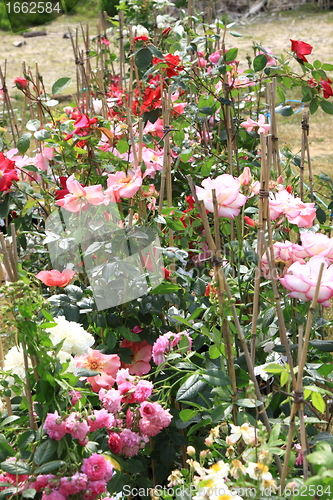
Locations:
286;185;293;194
108;432;122;454
36;269;75;287
0;153;19;192
290;40;313;63
152;53;184;78
134;35;149;43
64;114;98;141
14;77;28;90
161;27;171;37
205;283;218;297
320;78;333;99
244;216;256;227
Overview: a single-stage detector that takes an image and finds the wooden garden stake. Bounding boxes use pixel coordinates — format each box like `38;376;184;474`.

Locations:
301;111;314;202
280;263;324;490
0;64;19;146
268;79;281;175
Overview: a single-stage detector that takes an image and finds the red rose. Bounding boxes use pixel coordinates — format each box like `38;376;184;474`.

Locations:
152;53;184;78
290;40;313;63
134;35;149;43
161;27;171;37
244;216;256;227
14;77;28;90
320;78;333;99
0;153;19;192
108;433;123;454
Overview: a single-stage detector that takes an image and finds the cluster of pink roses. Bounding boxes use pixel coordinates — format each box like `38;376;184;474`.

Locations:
0;454;113;500
44;367;172;458
152;330;192;365
262;233;333;307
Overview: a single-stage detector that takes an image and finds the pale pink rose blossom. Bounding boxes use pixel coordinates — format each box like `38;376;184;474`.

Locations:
196;174;247;219
104;171;142;202
300;232;333;260
261;240;307;278
75;348;120;392
269;189;316;228
56;175;109;212
82;480;107;500
41;491;66;500
240;114;270;134
238;167;251;185
143;118;164;138
59;473;88;496
280;255;333;307
34;147;55;171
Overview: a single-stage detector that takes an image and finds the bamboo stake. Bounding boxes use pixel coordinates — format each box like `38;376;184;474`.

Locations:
280;264;324;490
301;111;314;202
269;79;281;175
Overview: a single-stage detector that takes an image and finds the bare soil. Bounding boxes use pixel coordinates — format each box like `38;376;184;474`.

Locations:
1;7;333;170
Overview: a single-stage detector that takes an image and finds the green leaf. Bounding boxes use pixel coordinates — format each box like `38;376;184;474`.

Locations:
275;104;293;116
308;450;333;468
264;363;285;374
22;489;37;499
209;345;220;359
313;59;321;69
26;119;40;132
150;283;181;295
34;129;50;141
76;368;99;377
262;307;275;329
310;98;319;114
198;106;215;115
316;207;327;224
65;285;83;302
125;458;145;474
280;370;289;387
179;409;198;422
310;340;333;353
0;460;32;475
17;133;32;154
253;54;267;72
176;374;207;401
0;488;19;499
17;431;35;450
224;48;238;63
34;439;58;465
236;398;262;408
0;415;20;427
52;77;72;96
135;48;153;71
34;460;66;474
147;44;164;60
203;369;231;386
229;31;242;37
322;63;333;71
116;139;129;154
312;392;326;413
276;86;285;103
0;194;11;219
320;100;333;115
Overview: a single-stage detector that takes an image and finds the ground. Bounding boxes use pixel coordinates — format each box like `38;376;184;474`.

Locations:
1;5;333;174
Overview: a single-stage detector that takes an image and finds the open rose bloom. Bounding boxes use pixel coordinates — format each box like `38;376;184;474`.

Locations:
196;174;247;219
280;256;333;307
269;189;316;228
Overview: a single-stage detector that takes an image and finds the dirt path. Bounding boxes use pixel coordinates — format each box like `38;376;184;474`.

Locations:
1;8;333;168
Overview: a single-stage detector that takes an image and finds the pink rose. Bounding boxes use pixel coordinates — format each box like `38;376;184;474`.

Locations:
36;269;75;288
280;255;333;307
196;174;247;219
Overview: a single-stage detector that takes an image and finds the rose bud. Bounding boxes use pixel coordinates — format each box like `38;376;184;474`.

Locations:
14;77;28;90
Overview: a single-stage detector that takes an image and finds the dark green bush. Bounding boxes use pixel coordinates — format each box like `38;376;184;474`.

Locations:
100;0;120;18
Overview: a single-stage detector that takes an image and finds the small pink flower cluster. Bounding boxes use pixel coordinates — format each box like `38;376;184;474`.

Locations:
269;189;316;228
44;409;114;444
100;369;172;456
44;369;172;458
152;330;192;365
1;454;112;500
